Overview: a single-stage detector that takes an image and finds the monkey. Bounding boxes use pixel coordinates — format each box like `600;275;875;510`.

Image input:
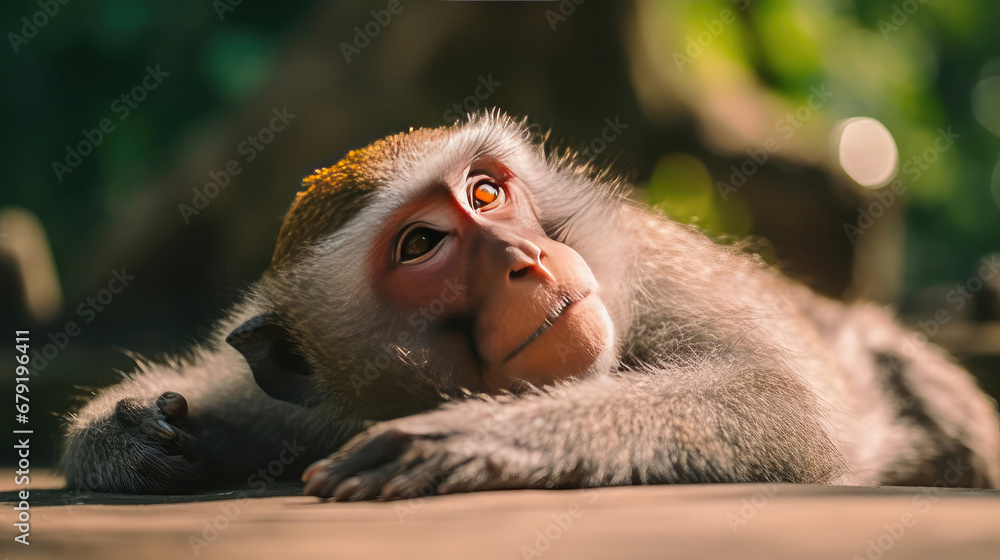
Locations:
59;112;1000;498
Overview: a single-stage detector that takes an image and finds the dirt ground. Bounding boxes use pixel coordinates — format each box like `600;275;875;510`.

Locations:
2;469;999;560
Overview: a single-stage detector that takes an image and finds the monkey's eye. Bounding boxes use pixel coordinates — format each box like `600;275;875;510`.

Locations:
396;225;446;264
470;178;505;211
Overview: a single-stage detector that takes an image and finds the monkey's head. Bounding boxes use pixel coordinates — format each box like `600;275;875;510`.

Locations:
229;113;625;420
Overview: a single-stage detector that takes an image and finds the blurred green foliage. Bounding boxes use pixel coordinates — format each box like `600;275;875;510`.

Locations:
1;0;298;284
644;0;1000;290
1;0;998;303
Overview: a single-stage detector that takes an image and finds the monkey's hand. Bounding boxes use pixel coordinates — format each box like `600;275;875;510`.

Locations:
302;392;593;500
61;391;205;494
301;399;557;500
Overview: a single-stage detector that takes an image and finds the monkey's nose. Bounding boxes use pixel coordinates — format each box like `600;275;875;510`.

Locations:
510;265;531;280
507;248;555;283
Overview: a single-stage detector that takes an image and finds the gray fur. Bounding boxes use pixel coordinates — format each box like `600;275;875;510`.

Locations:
60;112;1000;495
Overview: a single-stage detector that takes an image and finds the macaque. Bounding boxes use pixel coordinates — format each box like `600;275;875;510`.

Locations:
60;112;1000;498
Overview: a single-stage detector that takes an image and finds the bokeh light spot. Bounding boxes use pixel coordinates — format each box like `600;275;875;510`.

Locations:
832;117;899;189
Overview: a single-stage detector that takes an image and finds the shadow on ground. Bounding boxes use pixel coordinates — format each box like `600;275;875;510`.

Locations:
0;480;305;506
4;476;998;507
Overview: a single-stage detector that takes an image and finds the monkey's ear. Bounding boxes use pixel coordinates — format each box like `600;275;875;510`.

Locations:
226;314;321;407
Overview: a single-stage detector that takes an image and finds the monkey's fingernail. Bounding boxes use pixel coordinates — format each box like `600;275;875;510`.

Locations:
302;476;323;496
301;459;332;482
302;480;318;496
382;478;405;500
156;392;188;420
334;477;363;501
154;420;177;440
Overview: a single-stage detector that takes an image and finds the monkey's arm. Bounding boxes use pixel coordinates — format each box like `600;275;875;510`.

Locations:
302;364;856;499
60;345;326;494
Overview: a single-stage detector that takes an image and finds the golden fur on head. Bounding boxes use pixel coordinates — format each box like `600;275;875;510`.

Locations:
272;127;454;269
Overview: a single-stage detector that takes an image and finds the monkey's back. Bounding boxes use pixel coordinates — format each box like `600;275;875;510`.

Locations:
792;287;1000;488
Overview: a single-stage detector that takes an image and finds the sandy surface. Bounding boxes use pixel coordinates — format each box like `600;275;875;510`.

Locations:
2;469;999;560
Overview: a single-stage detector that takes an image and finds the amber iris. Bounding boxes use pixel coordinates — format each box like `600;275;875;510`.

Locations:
472;181;500;209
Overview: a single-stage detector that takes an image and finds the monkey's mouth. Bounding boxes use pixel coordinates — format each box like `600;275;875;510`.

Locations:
503;290;590;363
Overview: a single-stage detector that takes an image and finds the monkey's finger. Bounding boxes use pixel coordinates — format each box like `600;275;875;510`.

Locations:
300;439;371;479
342;429;415;470
114;398;172;441
301;458;332;483
328;458;428;501
305;463;392;500
381;453;452;500
302;468;343;498
435;465;493;495
301;446;362;484
332;476;364;500
304;431;415;497
302;457;376;497
156;392;188;421
334;471;390;501
153;420;177;440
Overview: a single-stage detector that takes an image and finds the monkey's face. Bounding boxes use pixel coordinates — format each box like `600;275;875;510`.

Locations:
247;117;624;413
368;159;615;393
